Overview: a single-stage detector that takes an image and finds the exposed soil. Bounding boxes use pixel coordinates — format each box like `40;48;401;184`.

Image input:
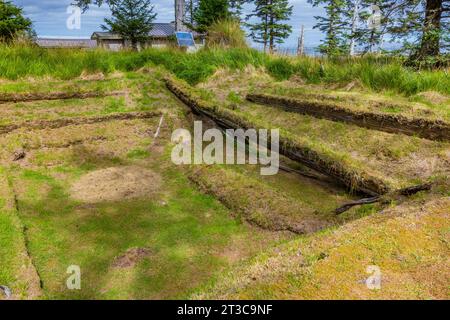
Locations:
79;72;106;81
112;247;153;268
70;166;162;203
417;91;449;105
247;93;450;141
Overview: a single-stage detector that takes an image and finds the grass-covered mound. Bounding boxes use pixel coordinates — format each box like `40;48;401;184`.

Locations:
166;75;449;193
194;189;450;300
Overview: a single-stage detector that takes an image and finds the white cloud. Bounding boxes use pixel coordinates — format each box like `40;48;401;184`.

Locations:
12;0;325;48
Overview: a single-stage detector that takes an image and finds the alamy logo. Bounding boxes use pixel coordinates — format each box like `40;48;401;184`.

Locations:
367;5;382;31
171;121;280;176
66;265;81;290
366;265;382;290
66;6;81;30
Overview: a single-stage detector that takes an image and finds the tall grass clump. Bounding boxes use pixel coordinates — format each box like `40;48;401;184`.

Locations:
0;43;448;96
0;43;265;85
141;46;266;84
265;54;450;96
206;19;248;49
0;44;117;79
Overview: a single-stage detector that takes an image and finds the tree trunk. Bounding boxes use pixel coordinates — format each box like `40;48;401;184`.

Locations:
131;39;138;51
349;0;360;56
175;0;186;31
269;0;274;53
264;12;268;53
418;0;442;57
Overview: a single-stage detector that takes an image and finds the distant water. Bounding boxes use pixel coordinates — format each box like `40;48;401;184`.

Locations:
272;43;405;56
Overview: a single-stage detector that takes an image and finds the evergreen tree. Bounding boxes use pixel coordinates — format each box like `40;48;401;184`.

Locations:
194;0;230;33
346;0;449;62
247;0;293;53
0;0;33;42
102;0;157;50
74;0;115;12
229;0;249;19
185;0;199;25
388;0;449;61
309;0;347;56
343;0;389;54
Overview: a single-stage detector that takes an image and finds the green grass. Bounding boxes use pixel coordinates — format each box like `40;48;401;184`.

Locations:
1;44;448;96
0;167;40;299
0;71;284;299
170;76;450;191
194;194;450;300
11;153;281;299
259;83;450;122
0;170;18;287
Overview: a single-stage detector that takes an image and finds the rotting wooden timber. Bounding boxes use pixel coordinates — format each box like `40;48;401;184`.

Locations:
0;111;162;135
0;91;125;104
334;183;433;214
164;77;390;196
247;93;450;142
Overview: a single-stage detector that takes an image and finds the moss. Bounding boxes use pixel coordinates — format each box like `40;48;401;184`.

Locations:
196;196;450;300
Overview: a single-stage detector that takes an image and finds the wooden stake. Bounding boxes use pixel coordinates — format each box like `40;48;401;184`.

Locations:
297;25;305;56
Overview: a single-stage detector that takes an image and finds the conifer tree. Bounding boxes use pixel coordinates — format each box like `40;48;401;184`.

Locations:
388;0;449;61
102;0;157;50
185;0;198;25
0;0;33;42
309;0;347;56
229;0;249;19
247;0;293;53
343;0;388;54
193;0;230;32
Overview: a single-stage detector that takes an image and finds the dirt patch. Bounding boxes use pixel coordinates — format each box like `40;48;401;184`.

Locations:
79;72;105;81
112;247;153;268
197;66;272;101
417;91;449;105
343;80;364;91
70;166;162;203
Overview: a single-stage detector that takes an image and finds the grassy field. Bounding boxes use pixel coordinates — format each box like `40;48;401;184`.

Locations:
167;71;449;192
1;44;449;95
0;46;448;300
0;71;290;299
195;193;450;299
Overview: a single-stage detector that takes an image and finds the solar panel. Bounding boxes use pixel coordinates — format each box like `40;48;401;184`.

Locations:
176;32;195;47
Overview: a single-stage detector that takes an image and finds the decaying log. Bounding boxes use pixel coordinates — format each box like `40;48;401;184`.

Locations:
0;111;162;136
0;91;124;104
334;196;381;214
399;183;432;196
12;149;26;161
335;183;434;215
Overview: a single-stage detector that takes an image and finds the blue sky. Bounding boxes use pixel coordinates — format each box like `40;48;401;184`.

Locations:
12;0;325;48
